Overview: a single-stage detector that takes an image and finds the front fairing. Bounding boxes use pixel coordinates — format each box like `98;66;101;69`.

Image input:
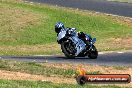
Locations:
85;34;92;41
57;29;67;41
85;34;96;45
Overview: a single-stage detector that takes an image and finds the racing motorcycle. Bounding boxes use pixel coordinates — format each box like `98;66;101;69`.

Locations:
57;28;98;59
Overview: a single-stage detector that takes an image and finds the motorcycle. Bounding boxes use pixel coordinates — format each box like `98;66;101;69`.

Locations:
57;28;98;59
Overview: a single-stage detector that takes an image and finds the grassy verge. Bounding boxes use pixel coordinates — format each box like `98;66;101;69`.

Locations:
0;79;121;88
0;59;131;78
0;60;131;87
107;0;132;3
0;59;106;77
0;0;132;55
0;60;76;77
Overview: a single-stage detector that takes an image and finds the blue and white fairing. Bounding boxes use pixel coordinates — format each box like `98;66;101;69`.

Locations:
69;36;86;56
85;34;96;44
57;28;86;56
57;28;67;41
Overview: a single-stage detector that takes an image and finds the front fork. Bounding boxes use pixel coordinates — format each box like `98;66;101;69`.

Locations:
88;38;96;50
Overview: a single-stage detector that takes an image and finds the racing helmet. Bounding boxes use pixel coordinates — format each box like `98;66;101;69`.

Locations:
55;22;65;33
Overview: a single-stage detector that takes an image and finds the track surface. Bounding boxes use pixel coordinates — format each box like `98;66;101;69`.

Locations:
26;0;132;17
1;51;132;66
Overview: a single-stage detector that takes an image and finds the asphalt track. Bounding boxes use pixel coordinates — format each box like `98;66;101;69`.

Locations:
26;0;132;17
0;51;132;66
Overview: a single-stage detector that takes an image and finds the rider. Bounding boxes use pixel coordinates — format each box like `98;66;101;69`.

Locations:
55;22;89;45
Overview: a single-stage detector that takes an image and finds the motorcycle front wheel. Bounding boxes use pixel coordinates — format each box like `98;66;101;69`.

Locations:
88;45;98;59
61;40;76;59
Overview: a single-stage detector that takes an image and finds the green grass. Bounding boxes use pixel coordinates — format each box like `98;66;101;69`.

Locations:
0;60;76;77
107;0;132;3
0;59;103;77
0;79;121;88
0;0;132;55
0;60;130;87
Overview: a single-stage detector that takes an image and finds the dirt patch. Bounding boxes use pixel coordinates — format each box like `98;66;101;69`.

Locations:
110;16;132;27
109;38;132;46
96;38;132;51
0;70;76;84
